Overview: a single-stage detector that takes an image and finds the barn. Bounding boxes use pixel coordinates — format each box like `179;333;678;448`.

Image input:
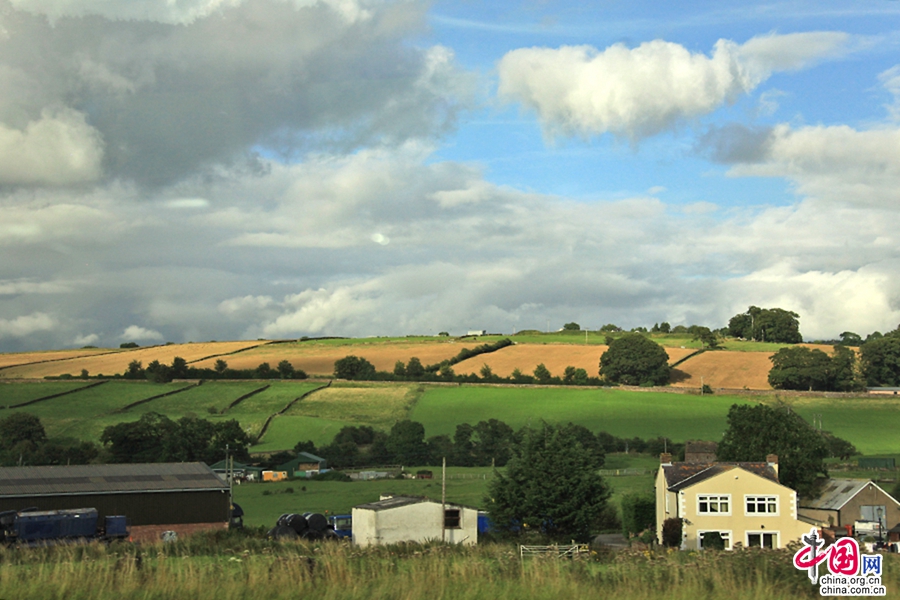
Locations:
0;462;230;542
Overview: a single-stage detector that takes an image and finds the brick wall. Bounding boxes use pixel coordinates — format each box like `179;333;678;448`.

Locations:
128;522;227;543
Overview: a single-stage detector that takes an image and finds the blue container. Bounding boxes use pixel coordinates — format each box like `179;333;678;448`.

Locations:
16;509;98;541
105;515;128;538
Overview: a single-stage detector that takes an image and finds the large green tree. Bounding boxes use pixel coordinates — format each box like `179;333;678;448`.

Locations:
486;423;610;542
599;333;670;386
333;355;376;380
717;403;829;498
727;306;802;343
860;333;900;386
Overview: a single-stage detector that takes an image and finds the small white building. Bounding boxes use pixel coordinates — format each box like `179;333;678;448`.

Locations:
351;495;478;547
467;330;486;336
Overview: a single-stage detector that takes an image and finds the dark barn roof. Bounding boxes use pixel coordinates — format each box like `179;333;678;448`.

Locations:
0;463;227;498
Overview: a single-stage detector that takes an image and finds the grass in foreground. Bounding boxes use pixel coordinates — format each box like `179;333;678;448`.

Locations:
1;532;881;600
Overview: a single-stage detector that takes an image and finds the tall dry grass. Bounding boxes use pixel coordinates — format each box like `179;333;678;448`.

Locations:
0;534;894;600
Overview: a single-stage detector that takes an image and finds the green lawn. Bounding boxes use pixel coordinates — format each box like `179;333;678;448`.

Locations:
251;415;349;452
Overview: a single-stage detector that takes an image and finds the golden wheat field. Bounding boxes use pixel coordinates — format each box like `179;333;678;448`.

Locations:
451;344;698;378
670;350;774;390
190;341;480;375
0;348;118;369
0;341;265;379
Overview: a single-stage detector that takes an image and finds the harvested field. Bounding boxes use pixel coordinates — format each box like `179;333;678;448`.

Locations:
191;341;480;375
453;344;697;378
0;348;119;370
0;341;266;379
670;350;774;390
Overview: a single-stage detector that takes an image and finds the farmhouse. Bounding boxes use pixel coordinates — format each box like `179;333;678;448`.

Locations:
352;495;478;547
656;453;811;550
0;462;230;542
798;478;899;535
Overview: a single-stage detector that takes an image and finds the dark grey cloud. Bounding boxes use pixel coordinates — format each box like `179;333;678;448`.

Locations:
0;0;472;187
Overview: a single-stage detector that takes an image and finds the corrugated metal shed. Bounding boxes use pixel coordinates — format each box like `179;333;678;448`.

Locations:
0;463;227;498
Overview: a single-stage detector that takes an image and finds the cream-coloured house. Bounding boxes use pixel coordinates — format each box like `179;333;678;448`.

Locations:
656;453;812;550
352;495;478;547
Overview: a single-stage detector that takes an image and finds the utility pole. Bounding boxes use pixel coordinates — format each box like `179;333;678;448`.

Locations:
441;456;446;543
226;444;233;528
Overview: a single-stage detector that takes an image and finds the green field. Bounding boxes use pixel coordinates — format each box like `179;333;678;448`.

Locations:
0;381;98;407
410;386;753;442
2;380;899;456
0;381;194;440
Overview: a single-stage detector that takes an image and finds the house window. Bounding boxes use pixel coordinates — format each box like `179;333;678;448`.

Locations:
444;509;461;529
747;532;778;548
697;495;730;515
699;530;731;550
745;495;778;515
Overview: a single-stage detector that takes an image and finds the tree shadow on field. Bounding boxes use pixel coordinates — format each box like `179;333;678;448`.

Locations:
668;368;691;384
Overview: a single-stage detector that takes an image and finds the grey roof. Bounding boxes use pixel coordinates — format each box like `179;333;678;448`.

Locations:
801;479;900;511
663;462;779;492
0;463;228;498
354;495;477;512
296;452;325;463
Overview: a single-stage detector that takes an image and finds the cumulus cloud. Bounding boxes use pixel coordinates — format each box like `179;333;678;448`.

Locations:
0;0;473;187
727;124;900;207
497;32;848;140
0;108;104;185
0;312;56;338
121;325;163;341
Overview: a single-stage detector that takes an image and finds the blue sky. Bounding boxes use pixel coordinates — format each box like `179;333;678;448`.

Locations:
1;0;899;351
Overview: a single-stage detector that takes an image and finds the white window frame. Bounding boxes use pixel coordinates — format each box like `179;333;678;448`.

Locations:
744;495;779;516
697;494;731;516
745;531;779;549
698;529;732;550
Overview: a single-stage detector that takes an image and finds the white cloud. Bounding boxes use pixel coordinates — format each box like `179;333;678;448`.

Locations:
218;295;275;316
0;312;56;338
0;279;70;294
121;325;164;341
0;108;104;185
497;32;848;140
728;124;900;207
72;333;99;346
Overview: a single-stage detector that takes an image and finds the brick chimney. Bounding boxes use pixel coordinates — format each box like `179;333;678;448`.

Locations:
766;454;779;477
660;453;673;466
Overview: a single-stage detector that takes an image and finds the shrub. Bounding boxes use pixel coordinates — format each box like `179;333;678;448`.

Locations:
662;518;682;547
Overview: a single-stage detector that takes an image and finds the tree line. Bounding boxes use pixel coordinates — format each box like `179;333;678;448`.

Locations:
274;419;686;471
768;324;900;391
121;357;308;383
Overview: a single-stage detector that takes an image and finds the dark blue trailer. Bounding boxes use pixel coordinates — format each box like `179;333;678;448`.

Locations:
1;508;128;545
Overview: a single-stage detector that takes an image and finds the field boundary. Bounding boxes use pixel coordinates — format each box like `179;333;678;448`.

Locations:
0;349;126;372
2;380;109;409
185;342;272;364
223;384;271;412
253;380;332;443
117;383;200;412
669;349;705;368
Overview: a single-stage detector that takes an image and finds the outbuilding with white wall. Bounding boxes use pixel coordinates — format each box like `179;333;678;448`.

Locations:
352;495;478;547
